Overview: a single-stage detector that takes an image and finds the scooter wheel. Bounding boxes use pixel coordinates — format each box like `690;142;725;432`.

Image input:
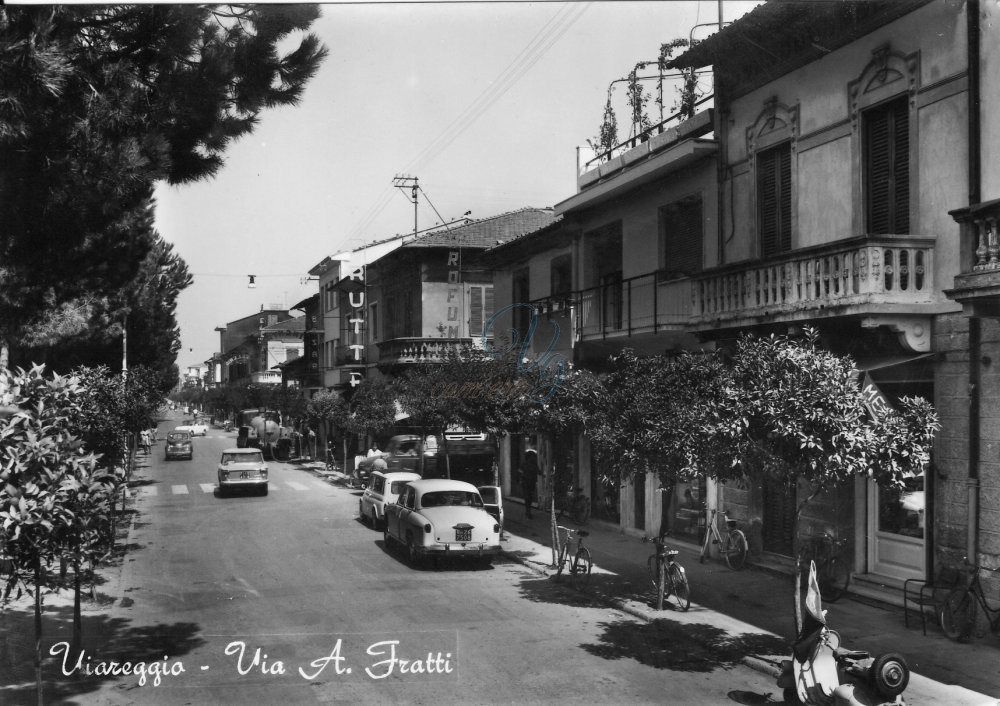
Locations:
868;652;909;698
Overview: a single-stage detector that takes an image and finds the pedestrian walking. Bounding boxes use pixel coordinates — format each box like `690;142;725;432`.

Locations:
139;430;151;455
521;448;539;518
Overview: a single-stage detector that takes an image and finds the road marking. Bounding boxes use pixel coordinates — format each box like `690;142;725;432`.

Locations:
144;486;158;496
171;485;189;495
286;481;310;491
200;484;215;494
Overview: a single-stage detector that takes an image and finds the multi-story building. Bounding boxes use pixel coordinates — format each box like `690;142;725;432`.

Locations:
209;308;303;386
491;0;999;597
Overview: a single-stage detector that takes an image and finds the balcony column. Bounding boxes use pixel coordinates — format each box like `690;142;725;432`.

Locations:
987;217;999;269
974;219;989;270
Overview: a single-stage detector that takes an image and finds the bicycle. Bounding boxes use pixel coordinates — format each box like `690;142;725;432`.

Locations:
797;531;850;603
642;534;690;611
939;559;1000;641
554;526;592;589
555;486;590;525
699;508;749;570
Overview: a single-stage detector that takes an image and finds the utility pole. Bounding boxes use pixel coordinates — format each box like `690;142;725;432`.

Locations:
393;175;419;239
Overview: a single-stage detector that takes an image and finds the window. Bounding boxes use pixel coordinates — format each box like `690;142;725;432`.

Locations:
659;196;703;275
550;254;572;296
511;268;530;339
757;142;792;257
469;285;495;339
864;96;909;234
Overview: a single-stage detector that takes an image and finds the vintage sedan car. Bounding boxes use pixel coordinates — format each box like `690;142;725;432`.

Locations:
359;471;420;529
383;479;501;565
217;447;269;496
175;420;208;436
164;431;193;461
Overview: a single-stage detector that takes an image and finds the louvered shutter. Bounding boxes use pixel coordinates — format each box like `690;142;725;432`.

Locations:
865;96;909;234
757;143;791;257
484;285;495;328
470;286;483;337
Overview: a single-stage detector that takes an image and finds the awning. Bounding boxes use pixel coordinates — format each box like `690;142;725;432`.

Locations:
853;352;935;372
853;353;934;419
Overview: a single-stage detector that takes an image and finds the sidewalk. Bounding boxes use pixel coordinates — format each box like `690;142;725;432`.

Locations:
498;509;1000;705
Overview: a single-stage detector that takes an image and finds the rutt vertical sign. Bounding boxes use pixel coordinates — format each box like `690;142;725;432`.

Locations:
345;265;366;388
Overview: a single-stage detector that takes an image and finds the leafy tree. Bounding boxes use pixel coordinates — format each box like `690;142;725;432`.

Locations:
0;5;327;364
0;365;102;704
344;380;396;453
307;389;349;461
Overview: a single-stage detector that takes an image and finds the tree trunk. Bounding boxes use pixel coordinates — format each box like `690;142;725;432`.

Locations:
550;495;558;568
34;558;43;706
72;556;82;656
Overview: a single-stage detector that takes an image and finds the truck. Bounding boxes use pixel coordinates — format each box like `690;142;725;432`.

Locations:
235;408;293;461
355;432;496;486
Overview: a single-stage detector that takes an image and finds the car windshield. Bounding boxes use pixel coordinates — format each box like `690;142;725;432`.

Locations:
167;433;191;443
420;491;483;508
222;453;263;464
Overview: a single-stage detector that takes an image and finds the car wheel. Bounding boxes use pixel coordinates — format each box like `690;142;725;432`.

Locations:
383;526;394;547
371;510;379;530
218;485;227;498
407;538;421;567
260;485;268;497
359;501;367;524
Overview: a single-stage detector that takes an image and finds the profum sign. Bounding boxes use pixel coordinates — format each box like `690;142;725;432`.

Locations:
344;266;366;388
445;251;460;338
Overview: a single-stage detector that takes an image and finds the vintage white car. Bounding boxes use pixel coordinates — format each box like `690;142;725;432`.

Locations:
217;448;269;496
175;421;208;437
383;479;502;565
359;471;421;530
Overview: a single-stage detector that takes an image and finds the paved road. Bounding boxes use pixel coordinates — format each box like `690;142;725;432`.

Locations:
2;415;779;705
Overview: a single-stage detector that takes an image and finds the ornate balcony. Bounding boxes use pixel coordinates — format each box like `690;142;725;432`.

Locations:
945;199;1000;317
376;337;487;367
690;235;937;351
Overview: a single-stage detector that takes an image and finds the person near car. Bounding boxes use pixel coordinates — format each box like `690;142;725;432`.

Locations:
367;443;380;457
520;448;539;518
139;430;151;455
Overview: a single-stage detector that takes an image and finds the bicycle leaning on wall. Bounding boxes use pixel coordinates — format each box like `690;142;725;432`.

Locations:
939;559;1000;642
699;508;749;570
554;526;592;589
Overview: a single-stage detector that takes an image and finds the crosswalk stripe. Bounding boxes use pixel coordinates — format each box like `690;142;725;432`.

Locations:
172;485;189;495
200;484;215;493
286;481;309;491
145;486;158;496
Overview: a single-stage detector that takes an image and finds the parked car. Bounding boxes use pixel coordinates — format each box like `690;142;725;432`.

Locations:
359;471;420;529
217;448;269;496
164;431;193;461
382;479;501;566
175;420;208;436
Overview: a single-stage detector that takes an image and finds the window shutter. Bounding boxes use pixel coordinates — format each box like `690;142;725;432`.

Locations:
484;285;495;327
470;286;483;337
757;143;791;257
865;97;909;233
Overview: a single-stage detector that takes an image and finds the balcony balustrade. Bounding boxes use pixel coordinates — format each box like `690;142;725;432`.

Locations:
376;337;486;366
575;272;693;341
946;199;1000;317
691;235;935;329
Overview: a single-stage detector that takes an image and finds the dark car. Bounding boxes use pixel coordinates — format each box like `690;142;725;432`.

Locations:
164;431;193;461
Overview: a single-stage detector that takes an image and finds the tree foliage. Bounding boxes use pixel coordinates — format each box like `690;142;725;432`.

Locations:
0;5;327;362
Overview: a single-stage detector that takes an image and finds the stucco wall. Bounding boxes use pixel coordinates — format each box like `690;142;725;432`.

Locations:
981;1;1000;200
796;137;853;248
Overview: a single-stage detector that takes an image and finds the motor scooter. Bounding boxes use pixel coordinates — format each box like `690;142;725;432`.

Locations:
777;561;909;705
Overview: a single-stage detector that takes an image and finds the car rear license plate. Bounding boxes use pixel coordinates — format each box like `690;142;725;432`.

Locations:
455;528;472;542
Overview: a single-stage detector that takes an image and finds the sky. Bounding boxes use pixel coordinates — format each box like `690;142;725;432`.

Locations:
153;1;763;371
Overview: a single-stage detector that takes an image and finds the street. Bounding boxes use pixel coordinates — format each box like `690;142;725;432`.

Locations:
0;413;777;705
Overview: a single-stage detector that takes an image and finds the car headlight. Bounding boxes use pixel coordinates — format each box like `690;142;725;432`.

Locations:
221;470;229;480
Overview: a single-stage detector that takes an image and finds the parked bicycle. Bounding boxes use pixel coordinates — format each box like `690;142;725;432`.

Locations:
554;526;592;589
555;486;590;525
940;559;1000;641
797;531;850;603
699;508;749;569
642;533;690;611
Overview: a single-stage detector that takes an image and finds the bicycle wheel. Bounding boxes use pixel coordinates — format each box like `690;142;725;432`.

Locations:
940;588;977;641
724;529;748;570
669;563;690;611
571;547;592;589
818;556;850;603
654;559;666;610
647;555;659;592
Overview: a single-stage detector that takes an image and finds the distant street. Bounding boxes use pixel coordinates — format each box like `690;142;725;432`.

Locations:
10;411;774;705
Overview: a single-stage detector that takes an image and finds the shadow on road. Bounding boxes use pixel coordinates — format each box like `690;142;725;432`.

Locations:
580;617;788;673
0;604;205;705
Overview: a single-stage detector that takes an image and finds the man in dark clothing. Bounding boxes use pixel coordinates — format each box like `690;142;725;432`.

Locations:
521;448;539;518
